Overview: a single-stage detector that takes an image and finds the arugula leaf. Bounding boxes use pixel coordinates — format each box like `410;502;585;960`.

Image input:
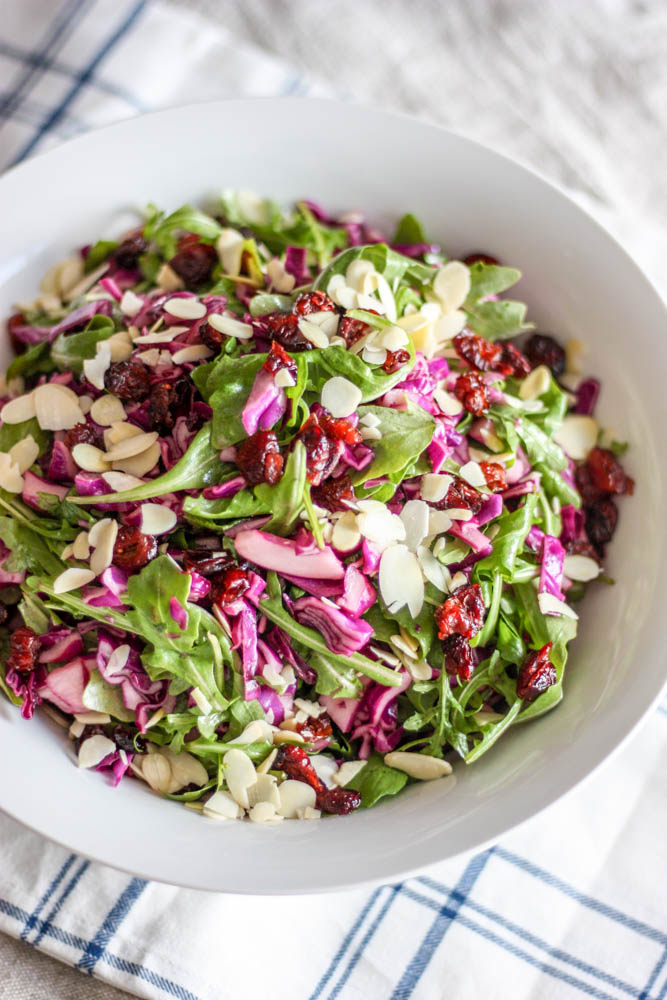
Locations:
146;204;221;258
529;373;568;437
392;213;427;245
183;488;271;529
0;417;48;455
71;424;228;504
536;464;581;508
304;342;416;405
465;262;521;304
51;315;117;374
0;516;65;576
256;441;307;535
84;240;117;273
208;354;266;448
465;698;523;763
313;244;435;293
517;416;568;472
249;293;293;316
344;753;407;808
6;341;54;381
311;652;363;700
353;401;434;487
464;299;533;341
474;494;538;581
83;669;134;721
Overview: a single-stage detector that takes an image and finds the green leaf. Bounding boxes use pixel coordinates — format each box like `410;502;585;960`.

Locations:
529;373;568;437
209;354;266;448
304;341;416;405
0;417;48;456
465;698;522;762
344;753;407;808
126;555;199;652
83;669;134;721
536;464;581;509
392;213;427;245
517;416;568;472
51;315;117;374
312;652;363;699
474;494;538;581
183;488;271;529
259;585;402;689
249;293;293;316
147;204;222;258
71;424;228;504
256;441;307;535
354;401;435;487
464;299;533;341
313;243;435;293
6;341;54;381
465;262;521;304
85;240;117;273
0;515;65;577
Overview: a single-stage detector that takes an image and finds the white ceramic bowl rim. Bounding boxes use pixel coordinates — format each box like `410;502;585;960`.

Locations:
0;98;665;894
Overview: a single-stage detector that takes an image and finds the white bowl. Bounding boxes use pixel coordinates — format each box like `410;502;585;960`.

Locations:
0;99;665;894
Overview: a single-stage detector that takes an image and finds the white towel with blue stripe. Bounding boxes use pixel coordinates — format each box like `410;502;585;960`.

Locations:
1;2;666;998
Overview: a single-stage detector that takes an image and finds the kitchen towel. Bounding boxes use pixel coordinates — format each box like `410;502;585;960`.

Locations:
1;1;666;998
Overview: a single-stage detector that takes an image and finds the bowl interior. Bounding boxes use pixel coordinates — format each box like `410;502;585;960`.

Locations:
0;100;665;893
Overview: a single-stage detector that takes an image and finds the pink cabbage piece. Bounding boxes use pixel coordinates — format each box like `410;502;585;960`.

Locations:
0;541;25;584
202;476;246;500
37;658;91;714
231;601;259;698
319;695;360;732
448;520;493;556
234;529;344;579
38;630;84;663
560;505;584;546
336;565;377;616
96;630;174;731
264;628;316;685
350;670;411;758
284;247;311;284
539;535;566;600
48;441;76;482
5;662;47;719
22;470;67;511
293;596;373;655
574;378;600;416
97;749;133;786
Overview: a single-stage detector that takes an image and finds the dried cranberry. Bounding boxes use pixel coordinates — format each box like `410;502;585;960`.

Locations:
339;315;370;347
463;252;499;266
183;549;235;577
113;234;148;270
498;342;531;378
442;633;476;681
295;714;333;743
273;744;361;815
319;413;362;446
435;584;486;640
104;360;151;401
149;378;189;431
565;538;601;562
113;525;158;570
454;331;502;372
263;341;297;377
64;421;101;450
292;291;337;316
210;567;249;606
296;414;344;486
585;497;618;552
0;605;7;626
199;320;224;351
311;473;354;512
317;787;362;815
7;312;28;352
236;430;284;486
453;371;489;417
574;464;603;507
6;626;40;674
263;311;312;352
382;348;411;374
517;642;556;701
169;239;217;288
479;461;507;492
524;333;566;376
434;475;484;514
586;447;634;496
112;725;143;754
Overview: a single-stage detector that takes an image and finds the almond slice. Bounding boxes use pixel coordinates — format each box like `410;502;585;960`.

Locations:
72;443;111;472
223;748;257;809
0;453;23;492
277;779;317;818
89;394;126;426
331;510;362;552
140;503;177;535
78;734;116;769
421;473;453;503
538;593;579;618
207;313;253;340
203;789;243;820
104;420;143;449
0;391;36;424
34;383;84;431
82;341;111;391
101;471;145;492
106;331;134;362
562;554;600;582
379;544;424;617
164;297;207;320
459;461;487;488
216;229;245;276
105;644;130;677
90;519;118;576
384;751;452;780
249;801;283;824
321;376;362;418
433;261;471;313
9;435;39;474
298;318;329;349
553;415;598;461
53;567;96;593
120;290;144;316
156;263;184;292
171;344;213;364
104;430;159;462
72;530;90;561
112;441;160;477
333;760;366;787
519;364;551;401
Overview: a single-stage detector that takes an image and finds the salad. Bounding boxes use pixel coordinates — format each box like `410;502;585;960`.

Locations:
0;192;633;823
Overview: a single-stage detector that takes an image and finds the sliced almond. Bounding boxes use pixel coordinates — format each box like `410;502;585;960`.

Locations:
406;659;433;681
256;748;278;774
104;420;143;449
331;510;362;552
274;368;295;388
400;499;430;552
134;327;185;345
385;751;452;780
277;779;317;818
298;318;329;349
53;567;96;593
538;593;579;618
203;789;243;820
519;364;551;401
418;545;451;593
164;297;206;320
428;510;453;535
78;734;116;769
102;471;145;492
171;344;213;365
267;257;296;293
247;773;281;809
565;338;585;375
72;530;90;560
563;554;600;582
433;261;471;313
433;309;466;342
72;443;111;472
120;290;144;316
34;383;84;431
207;313;253;340
379;544;424;617
459;461;487;488
0;391;36;424
57;255;85;297
156;263;184;292
421;473;453;503
321;376;362;419
360;426;382;441
9;434;39;474
140;503;177;535
112;441;160;477
105;644;130;677
223;748;257;809
90;395;126;426
334;760;366;787
553;415;598;461
216;229;245;276
0;453;23;492
106;331;134;362
164;750;208;792
64;262;109;302
232;719;275;746
140;752;173;793
105;430;159;462
249;801;283;824
82;341;112;391
90;519;118;576
379;325;409;351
